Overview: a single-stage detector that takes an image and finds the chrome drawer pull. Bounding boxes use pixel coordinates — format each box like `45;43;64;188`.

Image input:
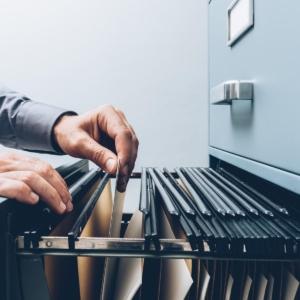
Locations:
210;80;253;105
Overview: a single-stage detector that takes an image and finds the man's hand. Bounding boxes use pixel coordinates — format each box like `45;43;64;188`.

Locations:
53;105;139;192
0;152;72;214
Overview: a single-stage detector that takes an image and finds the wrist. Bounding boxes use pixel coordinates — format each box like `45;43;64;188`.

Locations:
52;112;77;153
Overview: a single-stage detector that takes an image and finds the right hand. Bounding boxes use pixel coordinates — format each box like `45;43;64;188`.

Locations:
0;152;72;214
53;105;139;192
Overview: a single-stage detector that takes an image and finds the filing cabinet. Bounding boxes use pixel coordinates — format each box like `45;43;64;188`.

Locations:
209;0;300;180
1;1;300;299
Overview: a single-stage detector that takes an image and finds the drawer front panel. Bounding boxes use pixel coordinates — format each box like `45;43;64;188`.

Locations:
209;0;300;174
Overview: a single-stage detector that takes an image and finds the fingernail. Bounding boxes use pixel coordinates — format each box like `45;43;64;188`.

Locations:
60;201;66;212
69;194;73;202
123;165;129;176
30;192;39;203
105;159;115;173
66;201;73;212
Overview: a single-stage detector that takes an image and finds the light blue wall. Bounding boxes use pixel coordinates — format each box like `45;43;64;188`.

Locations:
0;0;208;211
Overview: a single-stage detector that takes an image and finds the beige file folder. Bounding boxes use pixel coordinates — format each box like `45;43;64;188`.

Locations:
44;177;103;300
100;189;126;300
77;179;113;300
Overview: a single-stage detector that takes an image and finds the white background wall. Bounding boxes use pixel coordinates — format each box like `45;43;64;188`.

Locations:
0;0;208;211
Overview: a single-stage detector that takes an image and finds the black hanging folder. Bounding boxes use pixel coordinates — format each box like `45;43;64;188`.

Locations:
2;159;300;300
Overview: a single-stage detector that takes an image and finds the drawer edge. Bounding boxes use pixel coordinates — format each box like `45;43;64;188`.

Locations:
209;147;300;195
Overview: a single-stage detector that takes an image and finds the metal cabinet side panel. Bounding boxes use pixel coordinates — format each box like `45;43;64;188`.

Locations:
209;0;300;175
0;233;22;300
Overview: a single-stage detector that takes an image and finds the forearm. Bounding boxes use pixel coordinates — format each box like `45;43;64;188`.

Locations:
0;83;76;154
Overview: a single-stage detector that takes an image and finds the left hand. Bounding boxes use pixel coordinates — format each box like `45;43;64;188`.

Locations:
0;152;72;214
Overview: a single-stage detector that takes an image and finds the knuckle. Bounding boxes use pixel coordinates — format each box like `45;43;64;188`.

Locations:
21;171;36;182
1;151;14;159
39;162;53;177
49;190;59;201
121;129;133;140
17;182;28;194
28;156;40;164
44;186;58;202
61;188;70;202
116;109;125;117
132;136;139;147
101;104;115;112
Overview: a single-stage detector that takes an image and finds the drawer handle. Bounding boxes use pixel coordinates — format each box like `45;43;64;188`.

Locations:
210;80;253;105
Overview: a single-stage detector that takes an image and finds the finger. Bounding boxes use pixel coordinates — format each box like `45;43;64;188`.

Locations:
92;106;134;189
115;110;139;172
115;109;139;191
0;177;39;205
94;106;133;166
7;153;69;189
4;159;71;205
32;160;68;189
71;133;118;174
0;171;71;214
0;151;21;172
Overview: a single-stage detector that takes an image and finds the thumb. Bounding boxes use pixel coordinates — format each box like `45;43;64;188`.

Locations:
80;136;118;173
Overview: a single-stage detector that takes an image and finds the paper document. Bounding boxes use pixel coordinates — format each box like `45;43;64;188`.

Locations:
101;158;126;300
113;209;144;300
198;263;210;300
241;275;252;300
282;268;300;300
225;274;234;300
254;273;268;300
264;273;274;300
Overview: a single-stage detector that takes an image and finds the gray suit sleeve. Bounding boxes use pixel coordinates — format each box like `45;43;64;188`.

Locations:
0;83;76;154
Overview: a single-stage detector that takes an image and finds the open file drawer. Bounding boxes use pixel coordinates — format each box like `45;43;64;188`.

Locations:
209;0;300;176
15;160;300;259
3;159;300;299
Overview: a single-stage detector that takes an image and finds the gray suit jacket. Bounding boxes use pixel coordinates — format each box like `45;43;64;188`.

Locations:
0;83;75;154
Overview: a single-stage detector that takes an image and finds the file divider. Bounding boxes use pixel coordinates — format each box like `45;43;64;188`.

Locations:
148;176;161;251
175;167;211;216
139;167;149;215
148;168;179;216
218;168;289;215
68;172;109;250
